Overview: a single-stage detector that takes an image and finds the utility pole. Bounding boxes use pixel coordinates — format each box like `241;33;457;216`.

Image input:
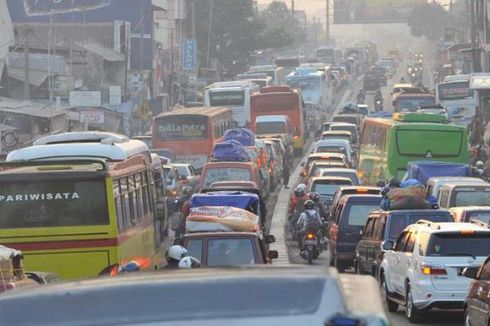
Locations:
140;7;145;72
206;0;214;69
191;0;196;39
291;0;294;17
470;0;482;72
23;26;30;101
326;0;330;45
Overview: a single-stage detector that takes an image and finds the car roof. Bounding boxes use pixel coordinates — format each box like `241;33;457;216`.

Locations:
448;206;490;212
310;176;353;183
315;139;351;146
308;153;345;159
0;266;388;326
318;168;356;174
321;130;353;136
413;222;490;233
440;182;490;189
339;194;382;204
184;231;258;238
369;209;451;217
330;122;357;127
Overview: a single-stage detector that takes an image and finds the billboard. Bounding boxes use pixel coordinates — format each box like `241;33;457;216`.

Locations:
23;0;110;16
334;0;426;24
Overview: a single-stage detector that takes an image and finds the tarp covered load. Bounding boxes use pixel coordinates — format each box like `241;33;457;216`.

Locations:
382;180;432;210
211;140;251;162
190;192;260;216
223;128;255;146
186;206;260;233
404;161;471;185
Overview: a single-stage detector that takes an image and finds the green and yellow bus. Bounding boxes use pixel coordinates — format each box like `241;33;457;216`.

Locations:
358;113;469;185
0;132;161;280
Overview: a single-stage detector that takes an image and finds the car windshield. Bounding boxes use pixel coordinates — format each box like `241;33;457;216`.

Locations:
426;233;490;257
346;204;380;226
455;190;490;206
316;146;348;155
466;211;490;223
207;239;256;266
312;182;351;197
204;168;251;188
174;165;190;177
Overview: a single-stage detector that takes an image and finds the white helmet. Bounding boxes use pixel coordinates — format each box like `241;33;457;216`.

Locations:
178;256;201;269
167;245;188;261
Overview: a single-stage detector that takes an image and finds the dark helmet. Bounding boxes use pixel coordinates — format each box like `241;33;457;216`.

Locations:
182;186;193;198
388;177;401;188
304;199;315;210
309;192;320;203
376;179;385;187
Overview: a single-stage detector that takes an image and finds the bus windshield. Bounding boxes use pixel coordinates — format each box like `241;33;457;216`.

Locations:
396;129;463;157
437;81;472;101
0;178;108;229
288;77;321;92
256;121;286;135
395;97;435;111
209;90;245;106
156;115;208;141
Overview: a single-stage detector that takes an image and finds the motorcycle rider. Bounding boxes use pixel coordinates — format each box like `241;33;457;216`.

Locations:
309;192;328;220
356;89;366;104
288;183;308;214
296;200;323;252
374;90;383;111
175;186;193;238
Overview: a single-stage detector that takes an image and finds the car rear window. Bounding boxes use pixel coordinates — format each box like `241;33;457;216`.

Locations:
426;233;490;257
316;146;347;155
345;204;380;226
204;168;251;188
207;238;256;266
320;171;359;185
454;190;490;206
186;239;203;262
388;214;451;239
466;211;490;223
313;181;352;198
175;165;190;177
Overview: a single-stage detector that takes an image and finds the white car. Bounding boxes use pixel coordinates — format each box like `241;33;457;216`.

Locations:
313;139;354;165
379;221;490;323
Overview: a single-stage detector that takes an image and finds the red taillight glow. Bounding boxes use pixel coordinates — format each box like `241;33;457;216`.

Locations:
293;136;299;140
306;233;315;240
421;264;447;276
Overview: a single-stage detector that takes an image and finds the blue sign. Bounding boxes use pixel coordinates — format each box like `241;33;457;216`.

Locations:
24;0;110;16
182;38;197;71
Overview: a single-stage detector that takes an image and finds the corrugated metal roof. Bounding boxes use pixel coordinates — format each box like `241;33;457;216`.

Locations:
7;66;50;87
74;41;125;62
0;97;67;118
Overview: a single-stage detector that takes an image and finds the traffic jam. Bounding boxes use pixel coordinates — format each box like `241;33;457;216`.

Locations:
1;1;490;326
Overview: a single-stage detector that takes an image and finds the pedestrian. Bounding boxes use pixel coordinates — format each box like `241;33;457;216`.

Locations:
283;158;290;189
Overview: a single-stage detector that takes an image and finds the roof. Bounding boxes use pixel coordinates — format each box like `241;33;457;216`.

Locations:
308;152;346;159
330;122;357;127
155;106;231;119
315;139;351;147
204;161;254;168
0;97;67;118
206;80;256;89
415;222;490;233
309;176;353;183
7;67;50;87
321;130;353;136
439;182;490;190
74;41;125;62
340;194;382;204
317;168;357;174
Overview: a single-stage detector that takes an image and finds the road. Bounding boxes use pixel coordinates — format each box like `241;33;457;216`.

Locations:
282;51;464;325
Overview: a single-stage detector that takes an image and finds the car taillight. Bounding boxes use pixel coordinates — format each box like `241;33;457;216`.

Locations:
306;233;316;240
421;264;447;276
330;224;338;241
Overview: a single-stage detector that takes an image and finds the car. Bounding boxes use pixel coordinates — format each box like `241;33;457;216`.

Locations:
438;183;490;209
0;266;389;326
301;153;349;176
463;256;490;326
307;176;353;206
179;231;277;266
172;163;201;193
313;139;354;165
329;122;359;144
329;186;382;217
302;161;348;184
328;194;382;272
380;221;490;322
151;148;176;162
449;206;490;223
320;130;354;143
332;114;361;127
264;140;283;190
355;209;453;277
315;168;360;185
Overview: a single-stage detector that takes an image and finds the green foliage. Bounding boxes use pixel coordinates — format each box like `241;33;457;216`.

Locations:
408;3;450;41
259;1;306;47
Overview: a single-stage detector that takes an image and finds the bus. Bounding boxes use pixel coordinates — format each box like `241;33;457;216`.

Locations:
435;75;476;126
286;70;328;110
152;107;233;170
0;132;161;280
358;113;469;185
250;86;304;153
203;80;259;127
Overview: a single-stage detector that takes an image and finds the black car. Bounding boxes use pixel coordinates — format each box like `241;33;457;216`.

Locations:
328;194;382;272
355;209;452;277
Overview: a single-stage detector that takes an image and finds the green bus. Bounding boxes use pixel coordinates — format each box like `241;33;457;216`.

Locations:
358;113;469;185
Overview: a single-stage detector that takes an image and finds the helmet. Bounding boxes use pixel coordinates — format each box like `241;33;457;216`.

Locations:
178;256;201;269
388;177;401;188
376;179;385;187
166;245;188;263
120;260;141;273
294;184;306;196
182;186;193;198
309;192;320;203
304;199;315;210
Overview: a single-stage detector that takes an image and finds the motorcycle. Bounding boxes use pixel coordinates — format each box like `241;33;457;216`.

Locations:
301;231;322;264
374;99;383;112
288;210;300;241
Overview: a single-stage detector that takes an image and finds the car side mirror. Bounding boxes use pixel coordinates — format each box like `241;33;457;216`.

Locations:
265;234;276;244
462;266;480;279
268;250;279;259
381;240;394;252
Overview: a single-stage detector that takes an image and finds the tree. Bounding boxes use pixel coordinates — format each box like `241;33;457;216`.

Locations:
260;1;306;47
408;3;450;41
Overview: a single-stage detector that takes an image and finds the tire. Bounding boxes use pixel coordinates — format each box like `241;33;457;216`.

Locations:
380;273;398;312
405;283;423;323
307;251;314;264
335;257;347;273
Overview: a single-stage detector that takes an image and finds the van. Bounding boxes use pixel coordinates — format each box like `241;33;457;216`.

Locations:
438;183;490;209
328;194;382;272
355;209;452;277
426;176;486;198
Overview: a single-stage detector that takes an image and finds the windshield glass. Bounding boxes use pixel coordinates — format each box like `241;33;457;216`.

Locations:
256;121;286;135
207;239;256;266
466;211;490;223
174;165;190;177
0;179;108;228
312;181;352;197
426;233;490;257
204;168;251;187
396;130;463;157
156;115;208;141
287;77;321;91
455;190;490;206
209;90;245;106
395;97;435;111
437;81;472;101
316;146;347;155
346;204;380;227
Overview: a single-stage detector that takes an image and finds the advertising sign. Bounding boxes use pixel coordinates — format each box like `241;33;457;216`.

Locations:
23;0;110;16
80;111;105;124
333;0;426;24
69;91;102;107
157;116;207;140
182;38;197;71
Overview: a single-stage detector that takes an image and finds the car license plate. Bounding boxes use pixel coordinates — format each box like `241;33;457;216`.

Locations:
304;240;317;245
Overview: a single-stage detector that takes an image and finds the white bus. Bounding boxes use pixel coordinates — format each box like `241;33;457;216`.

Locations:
248;65;286;85
436;75;475;126
286;70;328;110
204;80;259;127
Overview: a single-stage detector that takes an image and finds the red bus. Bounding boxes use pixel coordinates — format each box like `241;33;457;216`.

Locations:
152;107;233;170
250;86;304;153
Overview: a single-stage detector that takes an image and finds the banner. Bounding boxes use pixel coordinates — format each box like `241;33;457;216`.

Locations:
333;0;426;24
23;0;110;16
